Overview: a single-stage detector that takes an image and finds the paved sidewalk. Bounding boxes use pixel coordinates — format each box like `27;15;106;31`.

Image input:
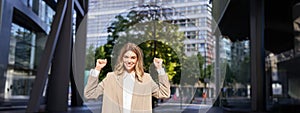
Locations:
0;99;224;113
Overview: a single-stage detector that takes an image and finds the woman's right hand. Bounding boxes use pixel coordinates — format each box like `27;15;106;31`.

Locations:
95;59;107;71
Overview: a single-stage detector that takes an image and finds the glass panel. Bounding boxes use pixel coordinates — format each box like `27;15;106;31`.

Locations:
39;0;55;33
20;0;55;33
219;37;251;110
5;23;47;99
265;3;300;111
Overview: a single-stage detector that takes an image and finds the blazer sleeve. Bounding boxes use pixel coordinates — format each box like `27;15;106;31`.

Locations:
151;72;171;99
84;73;106;100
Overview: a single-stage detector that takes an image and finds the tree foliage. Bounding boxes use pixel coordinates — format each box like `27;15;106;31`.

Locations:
94;5;213;85
224;63;235;86
95;6;185;83
85;45;95;70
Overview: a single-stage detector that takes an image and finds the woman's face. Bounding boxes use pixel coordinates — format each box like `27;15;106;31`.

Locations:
123;50;137;73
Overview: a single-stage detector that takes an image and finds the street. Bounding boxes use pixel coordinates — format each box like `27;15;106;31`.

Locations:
82;97;222;113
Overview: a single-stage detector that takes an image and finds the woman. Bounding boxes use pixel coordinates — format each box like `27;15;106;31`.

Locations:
84;43;170;113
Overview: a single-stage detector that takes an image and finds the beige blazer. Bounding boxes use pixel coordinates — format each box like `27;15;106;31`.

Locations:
84;72;170;113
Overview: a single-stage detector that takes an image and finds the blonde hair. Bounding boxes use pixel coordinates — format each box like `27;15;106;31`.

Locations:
114;43;144;81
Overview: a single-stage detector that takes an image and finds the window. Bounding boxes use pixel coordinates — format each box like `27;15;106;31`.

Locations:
5;23;47;99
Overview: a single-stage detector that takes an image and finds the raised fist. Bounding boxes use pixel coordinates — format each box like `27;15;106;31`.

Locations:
153;57;163;70
95;59;107;71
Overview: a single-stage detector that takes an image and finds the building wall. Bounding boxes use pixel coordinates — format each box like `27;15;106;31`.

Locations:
0;0;54;102
87;0;214;65
87;0;139;48
219;37;231;63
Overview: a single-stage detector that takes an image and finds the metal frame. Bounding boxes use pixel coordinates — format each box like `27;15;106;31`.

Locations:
26;0;68;112
0;0;13;101
25;0;88;112
0;0;55;103
250;0;266;112
46;0;74;111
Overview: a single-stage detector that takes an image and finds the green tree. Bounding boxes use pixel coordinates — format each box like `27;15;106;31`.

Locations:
85;45;95;70
180;55;200;85
196;53;213;84
224;63;235;87
95;6;185;83
178;53;213;86
236;56;250;84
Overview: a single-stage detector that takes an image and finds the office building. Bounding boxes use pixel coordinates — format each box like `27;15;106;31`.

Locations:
0;0;88;112
219;37;231;63
0;0;55;103
87;0;214;65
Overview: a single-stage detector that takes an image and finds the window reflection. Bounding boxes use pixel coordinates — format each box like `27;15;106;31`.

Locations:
264;3;300;111
220;37;251;109
21;0;55;33
266;49;300;110
5;23;46;99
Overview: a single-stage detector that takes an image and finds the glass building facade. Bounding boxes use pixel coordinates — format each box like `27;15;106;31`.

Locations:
0;0;299;112
213;0;300;112
1;0;86;112
0;0;54;103
87;0;214;65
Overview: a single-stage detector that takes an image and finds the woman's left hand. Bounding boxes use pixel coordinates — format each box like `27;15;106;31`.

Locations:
153;57;163;69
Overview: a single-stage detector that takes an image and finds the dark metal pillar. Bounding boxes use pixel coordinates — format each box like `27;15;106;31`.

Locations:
27;0;88;112
26;0;68;112
0;0;13;102
250;0;266;112
69;8;87;106
46;0;74;112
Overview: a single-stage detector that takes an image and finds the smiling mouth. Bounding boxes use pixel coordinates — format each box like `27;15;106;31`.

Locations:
125;62;134;67
125;63;134;67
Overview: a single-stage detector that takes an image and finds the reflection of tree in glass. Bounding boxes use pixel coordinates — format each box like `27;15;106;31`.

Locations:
14;29;34;69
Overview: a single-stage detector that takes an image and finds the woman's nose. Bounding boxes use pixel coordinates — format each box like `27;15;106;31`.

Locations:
129;59;135;63
124;59;131;63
